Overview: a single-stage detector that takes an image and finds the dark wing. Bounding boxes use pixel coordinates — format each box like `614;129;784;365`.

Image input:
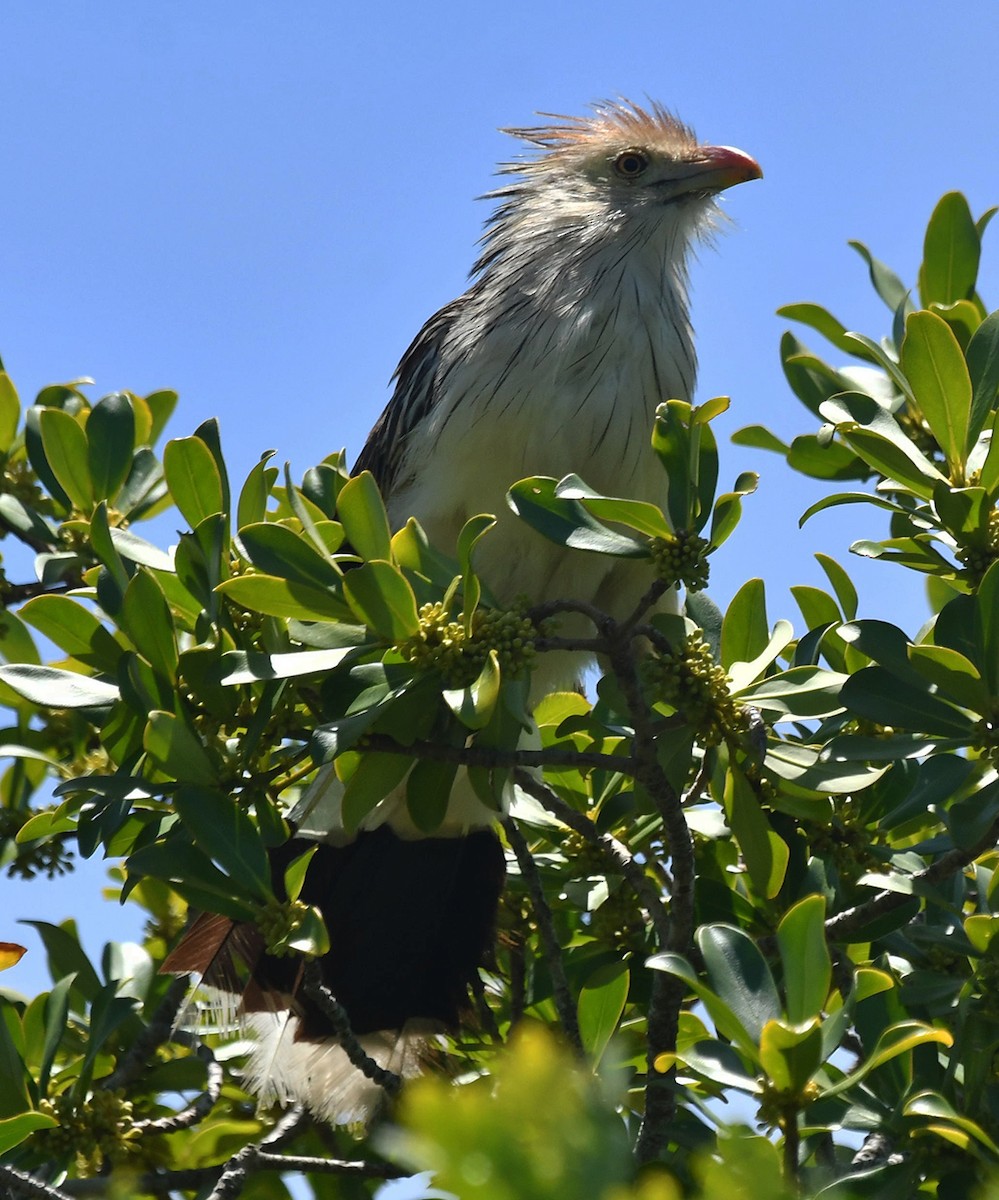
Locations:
352;297;465;496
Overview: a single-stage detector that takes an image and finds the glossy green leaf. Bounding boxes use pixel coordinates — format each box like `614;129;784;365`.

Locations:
0;373;21;452
336;470;392;561
777;895;830;1023
343;560;421;641
731;424;789;455
120;569;178;682
737;666;847;720
217;573;349;622
820;1021;953;1101
778;303;878;361
238;521;342;588
126;839;259;919
727;620;794;694
759;1018;824;1094
820;392;946;497
723;768;789;899
22;920;103;1003
143;711;216;785
0;664;118;708
443;649;501;730
966;310;999;446
405;758;458;833
920;191;979;306
86;392;136;502
815;553;858;621
577;962;629;1065
977;559;999;694
720;578;768;670
556;477;672;539
651;399;694;528
508;476;647;557
0;1111;58;1153
841;666;974;736
39;407;93;512
457;513;496;628
163;435;226;528
698;923;781;1044
237;452;278;528
19;594;123;672
172;786;270;899
849;239;911;313
900;311;971;472
907;644;987;713
341;752;413;833
217;646;360;686
645;951;758;1057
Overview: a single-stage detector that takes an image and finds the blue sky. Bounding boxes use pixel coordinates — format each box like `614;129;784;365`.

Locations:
1;0;997;1138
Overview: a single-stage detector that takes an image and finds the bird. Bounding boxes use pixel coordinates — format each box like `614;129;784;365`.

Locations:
164;99;761;1124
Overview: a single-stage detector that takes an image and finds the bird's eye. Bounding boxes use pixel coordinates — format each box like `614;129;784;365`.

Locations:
613;149;650;179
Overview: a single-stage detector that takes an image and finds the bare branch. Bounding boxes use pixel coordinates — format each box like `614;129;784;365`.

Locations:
0;1164;74;1200
502;815;582;1053
132;1030;223;1135
302;962;403;1096
100;975;191;1092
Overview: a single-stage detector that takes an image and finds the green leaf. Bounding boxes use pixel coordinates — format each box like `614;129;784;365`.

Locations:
556;478;672;539
0;664;118;708
406;758;458;833
39;407;94;512
87;392;136;502
723;768;789;899
238;521;342;589
163;435;226;528
217;646;361;686
758;1018;824;1094
507;476;648;557
120;569;178;682
900;311;972;473
976;560;999;694
720;578;769;670
20;594;123;672
126;839;258;919
815;553;858;621
786;435;868;481
652;399;694;528
849;240;911;313
778;302;879;361
343;560;421;641
698;923;781;1045
737;666;847;720
443;649;501;730
907;644;988;713
143;711;217;785
337;470;392;561
727;620;795;694
172;786;271;900
341;752;413;833
841;666;974;737
645;951;758;1057
577;962;629;1065
217;573;350;622
820;1021;953;1101
457;513;496;628
966;310;999;447
731;424;789;455
237;452;278;528
0;373;21;452
21;920;103;1003
920;191;979;306
777;895;831;1023
709;480;757;550
0;1111;58;1153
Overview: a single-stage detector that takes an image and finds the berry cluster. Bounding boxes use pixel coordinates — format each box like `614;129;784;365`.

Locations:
257;896;311;955
400;600;539;687
643;630;745;746
36;1090;139;1175
649;529;710;591
957;508;999;585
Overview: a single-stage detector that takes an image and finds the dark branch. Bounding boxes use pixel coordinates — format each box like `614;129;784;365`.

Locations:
502;815;582;1053
303;962;403;1096
132;1030;222;1135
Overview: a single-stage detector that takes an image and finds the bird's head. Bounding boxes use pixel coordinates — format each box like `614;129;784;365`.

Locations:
484;99;761;259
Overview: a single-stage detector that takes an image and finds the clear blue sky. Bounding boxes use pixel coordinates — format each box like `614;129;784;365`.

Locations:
1;0;997;1090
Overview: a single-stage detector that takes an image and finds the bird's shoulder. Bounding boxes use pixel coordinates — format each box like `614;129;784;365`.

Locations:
352;296;467;495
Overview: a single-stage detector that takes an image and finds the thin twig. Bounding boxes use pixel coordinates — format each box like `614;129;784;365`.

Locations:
132;1030;223;1134
502;815;582;1053
360;731;631;775
302;962;402;1096
100;975;191;1092
206;1105;307;1200
825;813;999;942
0;1164;73;1200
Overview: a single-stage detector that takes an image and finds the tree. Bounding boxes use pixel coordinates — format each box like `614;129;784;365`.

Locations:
0;190;997;1200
